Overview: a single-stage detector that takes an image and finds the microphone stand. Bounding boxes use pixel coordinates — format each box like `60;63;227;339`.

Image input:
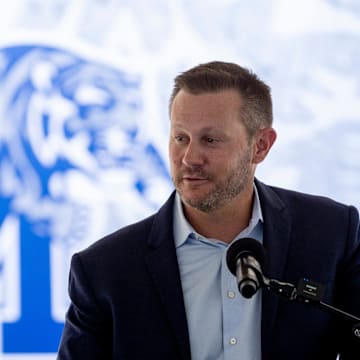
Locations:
257;272;360;340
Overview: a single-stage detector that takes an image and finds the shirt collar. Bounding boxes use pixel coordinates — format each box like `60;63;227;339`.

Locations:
173;184;263;248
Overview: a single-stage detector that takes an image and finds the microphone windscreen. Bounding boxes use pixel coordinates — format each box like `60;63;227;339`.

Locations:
226;237;266;276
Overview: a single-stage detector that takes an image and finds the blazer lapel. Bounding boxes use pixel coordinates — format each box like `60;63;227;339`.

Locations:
145;193;191;360
255;180;292;356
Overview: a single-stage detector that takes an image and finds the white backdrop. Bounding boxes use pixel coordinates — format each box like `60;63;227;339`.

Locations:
0;0;359;358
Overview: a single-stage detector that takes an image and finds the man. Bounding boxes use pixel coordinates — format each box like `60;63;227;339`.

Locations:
57;61;360;359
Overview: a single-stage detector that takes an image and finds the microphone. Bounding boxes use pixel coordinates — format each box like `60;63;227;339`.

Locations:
226;237;266;299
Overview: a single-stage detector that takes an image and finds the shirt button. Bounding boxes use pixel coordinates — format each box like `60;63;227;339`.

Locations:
229;337;237;345
227;290;236;299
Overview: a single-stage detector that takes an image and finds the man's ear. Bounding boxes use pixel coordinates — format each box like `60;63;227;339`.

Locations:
252;127;277;164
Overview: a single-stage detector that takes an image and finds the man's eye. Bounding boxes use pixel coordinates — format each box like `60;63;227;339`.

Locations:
205;137;217;144
175;135;185;142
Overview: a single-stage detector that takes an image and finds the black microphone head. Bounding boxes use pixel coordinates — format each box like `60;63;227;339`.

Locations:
226;237;266;276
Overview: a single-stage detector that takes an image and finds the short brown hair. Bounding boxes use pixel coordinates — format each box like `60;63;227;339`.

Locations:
169;61;273;137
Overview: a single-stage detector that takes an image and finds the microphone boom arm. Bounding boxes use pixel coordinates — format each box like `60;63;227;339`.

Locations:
261;274;360;340
226;238;360;341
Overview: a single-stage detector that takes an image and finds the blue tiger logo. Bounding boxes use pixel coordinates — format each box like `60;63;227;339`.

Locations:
0;45;171;353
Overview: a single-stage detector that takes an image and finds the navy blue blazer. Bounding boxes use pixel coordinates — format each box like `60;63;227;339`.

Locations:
57;180;360;359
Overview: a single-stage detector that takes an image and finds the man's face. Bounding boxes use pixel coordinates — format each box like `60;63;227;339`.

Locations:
169;89;256;213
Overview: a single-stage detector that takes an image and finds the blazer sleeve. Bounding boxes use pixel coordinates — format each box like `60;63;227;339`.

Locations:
57;253;112;360
338;205;360;359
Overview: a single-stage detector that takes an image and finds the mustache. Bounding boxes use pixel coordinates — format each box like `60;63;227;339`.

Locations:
177;166;211;179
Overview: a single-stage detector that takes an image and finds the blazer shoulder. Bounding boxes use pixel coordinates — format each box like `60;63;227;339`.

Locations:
268;183;356;212
74;192;176;263
74;214;156;267
256;179;359;227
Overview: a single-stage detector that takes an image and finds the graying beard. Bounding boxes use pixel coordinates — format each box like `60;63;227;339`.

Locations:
183;180;247;213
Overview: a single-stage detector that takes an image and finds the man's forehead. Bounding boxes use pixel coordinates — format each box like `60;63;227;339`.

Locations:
171;89;243;115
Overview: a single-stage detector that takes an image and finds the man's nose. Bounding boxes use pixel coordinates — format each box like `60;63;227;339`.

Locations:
182;142;204;167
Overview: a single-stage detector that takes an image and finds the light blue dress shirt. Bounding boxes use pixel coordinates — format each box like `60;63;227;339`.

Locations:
173;186;263;360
